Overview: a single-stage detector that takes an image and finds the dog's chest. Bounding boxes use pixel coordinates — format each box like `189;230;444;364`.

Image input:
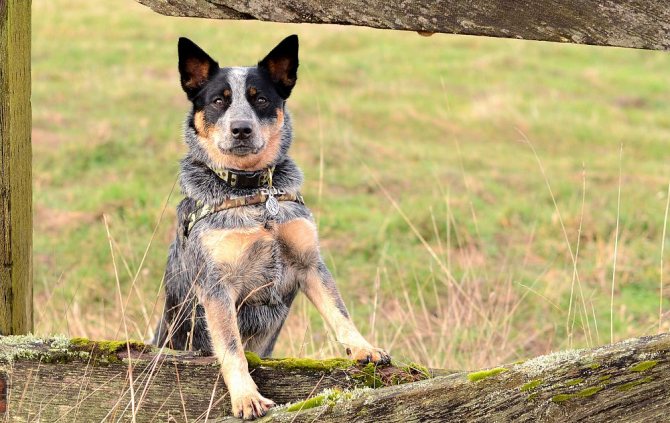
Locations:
199;216;318;305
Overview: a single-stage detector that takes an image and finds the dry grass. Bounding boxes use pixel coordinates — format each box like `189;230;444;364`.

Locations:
30;0;670;379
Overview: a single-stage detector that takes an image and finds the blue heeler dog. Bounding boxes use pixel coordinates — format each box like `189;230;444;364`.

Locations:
153;35;391;420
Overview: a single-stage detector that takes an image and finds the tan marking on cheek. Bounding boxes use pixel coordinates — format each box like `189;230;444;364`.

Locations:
194;111;209;137
202;228;272;264
224;89;231;98
248;87;257;96
198;133;229;169
278;218;318;254
194;111;229;168
275;108;285;128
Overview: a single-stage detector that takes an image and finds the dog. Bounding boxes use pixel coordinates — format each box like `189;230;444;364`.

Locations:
152;35;391;420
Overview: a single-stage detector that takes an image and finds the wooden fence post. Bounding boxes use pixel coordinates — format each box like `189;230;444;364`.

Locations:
0;0;32;335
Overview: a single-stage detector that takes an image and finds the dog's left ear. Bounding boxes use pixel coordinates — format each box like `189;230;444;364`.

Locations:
258;35;299;99
178;37;220;99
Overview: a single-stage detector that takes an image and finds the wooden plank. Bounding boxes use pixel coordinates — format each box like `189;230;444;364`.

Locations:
0;0;32;336
1;335;669;421
0;337;433;421
135;0;670;51
229;333;670;421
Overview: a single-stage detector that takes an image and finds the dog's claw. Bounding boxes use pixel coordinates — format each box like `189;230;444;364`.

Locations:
231;390;275;420
347;345;391;366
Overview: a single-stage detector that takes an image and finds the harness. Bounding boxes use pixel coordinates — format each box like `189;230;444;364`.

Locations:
182;166;304;238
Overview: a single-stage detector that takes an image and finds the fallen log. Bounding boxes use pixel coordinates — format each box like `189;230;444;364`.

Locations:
0;336;436;421
251;333;670;422
0;333;668;421
135;0;670;51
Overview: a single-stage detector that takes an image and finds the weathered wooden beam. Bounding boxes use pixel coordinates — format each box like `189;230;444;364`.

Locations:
0;336;435;421
136;0;670;51
243;333;670;422
0;0;32;336
1;334;668;421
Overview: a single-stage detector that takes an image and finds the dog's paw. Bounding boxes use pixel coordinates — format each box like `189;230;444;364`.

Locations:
346;345;391;365
230;390;275;420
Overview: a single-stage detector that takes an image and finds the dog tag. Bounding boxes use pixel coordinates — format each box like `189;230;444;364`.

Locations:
266;195;279;216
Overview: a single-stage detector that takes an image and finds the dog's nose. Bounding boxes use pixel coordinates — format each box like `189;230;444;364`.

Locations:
230;120;253;140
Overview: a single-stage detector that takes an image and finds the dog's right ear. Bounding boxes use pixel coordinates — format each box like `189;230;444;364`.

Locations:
178;37;219;99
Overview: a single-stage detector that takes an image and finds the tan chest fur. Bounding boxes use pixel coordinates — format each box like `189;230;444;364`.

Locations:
200;218;318;302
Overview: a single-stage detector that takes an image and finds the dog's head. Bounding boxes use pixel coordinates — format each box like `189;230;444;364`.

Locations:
178;35;299;171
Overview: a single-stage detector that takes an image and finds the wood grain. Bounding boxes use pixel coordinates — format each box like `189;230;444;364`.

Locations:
0;0;32;336
1;335;668;421
136;0;670;51
0;337;433;421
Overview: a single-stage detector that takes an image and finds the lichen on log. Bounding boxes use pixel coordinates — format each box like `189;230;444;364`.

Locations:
0;333;668;421
0;335;435;421
243;333;670;422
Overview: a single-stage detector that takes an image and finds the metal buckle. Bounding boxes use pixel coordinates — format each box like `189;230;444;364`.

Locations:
260;187;284;196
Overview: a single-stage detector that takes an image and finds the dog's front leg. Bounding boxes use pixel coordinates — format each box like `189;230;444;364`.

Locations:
198;290;275;419
279;217;390;364
302;261;391;364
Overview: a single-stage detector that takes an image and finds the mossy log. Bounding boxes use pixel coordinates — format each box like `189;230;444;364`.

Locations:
0;336;437;421
252;333;670;422
0;333;668;421
135;0;670;51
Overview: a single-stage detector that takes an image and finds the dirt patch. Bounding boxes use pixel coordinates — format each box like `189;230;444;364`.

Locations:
32;128;64;148
34;205;100;234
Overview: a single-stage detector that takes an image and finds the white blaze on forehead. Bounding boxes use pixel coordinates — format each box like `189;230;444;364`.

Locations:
226;67;255;120
211;66;265;151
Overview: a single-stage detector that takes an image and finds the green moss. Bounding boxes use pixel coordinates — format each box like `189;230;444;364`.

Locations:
587;362;601;370
70;338;147;363
287;395;325;412
243;354;429;390
551;393;574;403
565;378;584;386
284;388;371;413
630;360;658;372
616;376;653;391
598;375;611;382
402;362;431;379
354;363;384;388
467;367;508;382
0;335;92;364
527;392;540;401
71;338;145;353
577;386;603;397
245;351;262;367
551;386;603;403
244;353;354;371
520;379;543;392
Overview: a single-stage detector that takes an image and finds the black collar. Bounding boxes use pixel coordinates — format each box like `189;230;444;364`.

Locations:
210;166;275;188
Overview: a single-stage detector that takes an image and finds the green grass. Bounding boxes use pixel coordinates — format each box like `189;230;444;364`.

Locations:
32;0;670;370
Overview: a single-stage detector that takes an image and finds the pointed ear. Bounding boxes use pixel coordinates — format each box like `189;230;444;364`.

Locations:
178;37;219;99
258;35;299;99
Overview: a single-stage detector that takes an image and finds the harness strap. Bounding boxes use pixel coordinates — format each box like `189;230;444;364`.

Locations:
183;190;305;238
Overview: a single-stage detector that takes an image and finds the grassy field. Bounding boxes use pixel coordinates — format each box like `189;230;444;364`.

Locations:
32;0;670;370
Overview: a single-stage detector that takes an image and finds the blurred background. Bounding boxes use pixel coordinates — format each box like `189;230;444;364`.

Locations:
32;0;670;370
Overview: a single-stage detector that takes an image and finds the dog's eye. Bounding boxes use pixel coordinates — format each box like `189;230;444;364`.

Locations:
213;98;224;106
256;96;268;105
